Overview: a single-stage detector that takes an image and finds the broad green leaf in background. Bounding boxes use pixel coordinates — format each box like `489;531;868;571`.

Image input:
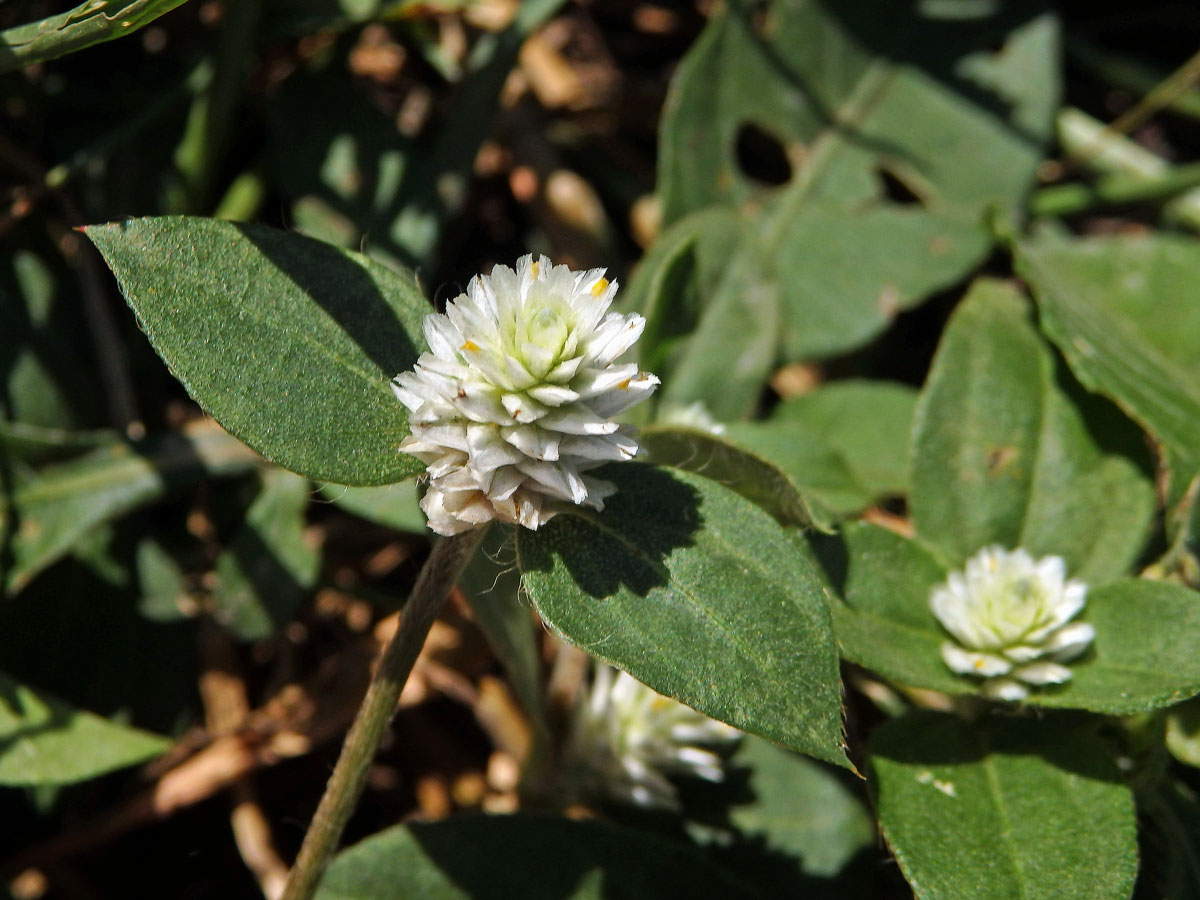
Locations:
315;814;756;900
647;0;1058;411
517;464;847;767
910;279;1154;583
213;469;320;641
713;736;874;892
2;423;261;596
0;672;169;786
0;0;189;75
639;425;831;529
827;522;1200;714
1018;234;1200;506
317;481;425;534
770;379;918;501
870;713;1137;900
85;217;431;486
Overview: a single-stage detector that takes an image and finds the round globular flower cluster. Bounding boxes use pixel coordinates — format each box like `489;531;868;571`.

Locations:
565;664;742;812
392;255;659;536
930;546;1095;701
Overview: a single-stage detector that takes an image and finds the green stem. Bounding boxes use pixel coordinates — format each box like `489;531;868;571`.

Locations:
279;526;488;900
1030;160;1200;217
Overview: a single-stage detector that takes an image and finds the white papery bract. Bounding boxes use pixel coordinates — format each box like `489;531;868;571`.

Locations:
930;546;1095;701
392;255;658;536
566;665;741;812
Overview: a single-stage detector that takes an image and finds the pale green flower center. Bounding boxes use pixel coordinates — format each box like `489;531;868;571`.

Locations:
979;575;1050;643
501;290;576;379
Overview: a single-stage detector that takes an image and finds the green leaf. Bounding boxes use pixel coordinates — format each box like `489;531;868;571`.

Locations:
316;814;755;900
84;217;430;486
0;672;168;786
0;1;189;74
4;424;261;596
1167;697;1200;769
651;0;1057;375
459;525;546;730
1018;234;1200;504
213;469;319;641
910;279;1155;583
770;379;918;500
827;522;1200;713
870;712;1137;900
639;425;831;529
0;421;119;464
517;463;847;767
725;736;873;880
318;481;425;534
135;537;189;623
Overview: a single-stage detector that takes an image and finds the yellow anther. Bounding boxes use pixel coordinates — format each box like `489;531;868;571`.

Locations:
591;277;609;297
461;340;479;352
617;377;631;390
530;261;539;279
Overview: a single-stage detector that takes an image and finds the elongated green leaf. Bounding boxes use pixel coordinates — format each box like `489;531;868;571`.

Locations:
517;464;847;767
651;0;1057;378
0;1;189;74
84;217;430;486
0;421;118;463
1018;234;1200;504
0;672;168;786
639;426;830;529
213;469;319;641
318;481;425;534
4;424;261;596
910;279;1154;583
459;525;546;729
828;522;1200;713
316;814;755;900
871;713;1137;900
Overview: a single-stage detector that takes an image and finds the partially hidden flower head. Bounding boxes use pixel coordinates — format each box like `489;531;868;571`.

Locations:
392;255;659;536
565;664;742;812
930;546;1095;701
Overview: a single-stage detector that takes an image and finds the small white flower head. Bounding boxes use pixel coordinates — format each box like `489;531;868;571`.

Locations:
392;255;659;536
930;546;1095;701
565;664;742;812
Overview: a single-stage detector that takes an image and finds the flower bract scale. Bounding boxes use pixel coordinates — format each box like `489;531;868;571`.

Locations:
393;254;658;535
930;546;1095;701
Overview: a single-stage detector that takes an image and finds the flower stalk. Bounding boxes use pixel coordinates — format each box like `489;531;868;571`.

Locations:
279;526;487;900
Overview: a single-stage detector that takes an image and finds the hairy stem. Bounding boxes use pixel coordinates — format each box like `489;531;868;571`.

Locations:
279;525;488;900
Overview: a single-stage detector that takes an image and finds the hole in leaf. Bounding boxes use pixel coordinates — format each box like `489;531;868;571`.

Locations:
735;123;792;186
876;166;926;207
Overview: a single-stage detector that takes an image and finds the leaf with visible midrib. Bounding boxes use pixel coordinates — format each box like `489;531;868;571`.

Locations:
85;217;430;486
871;712;1137;900
909;279;1154;584
1018;234;1200;506
517;463;848;768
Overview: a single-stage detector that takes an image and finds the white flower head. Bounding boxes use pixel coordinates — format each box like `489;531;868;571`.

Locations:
392;255;659;536
930;546;1095;701
566;665;742;812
